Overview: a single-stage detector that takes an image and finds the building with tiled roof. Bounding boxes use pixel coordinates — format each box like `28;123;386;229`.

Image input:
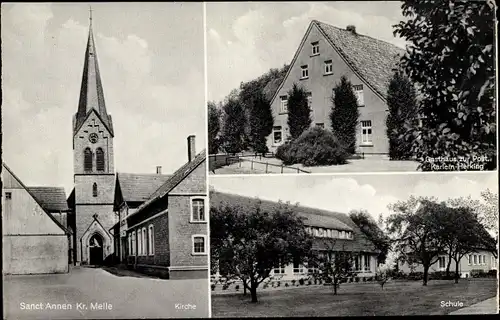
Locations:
2;163;71;274
122;136;208;279
210;191;379;280
267;20;405;154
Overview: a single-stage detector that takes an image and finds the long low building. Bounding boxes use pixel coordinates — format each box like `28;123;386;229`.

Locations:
210;191;379;280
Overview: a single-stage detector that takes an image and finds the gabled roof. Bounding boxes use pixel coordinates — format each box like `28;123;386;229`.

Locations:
27;187;69;212
127;150;207;219
2;162;71;235
74;20;113;136
210;191;378;253
115;173;172;205
269;20;405;106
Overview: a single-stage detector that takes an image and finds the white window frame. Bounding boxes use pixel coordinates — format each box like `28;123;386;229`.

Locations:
468;255;472;265
142;227;147;256
360;120;373;145
364;254;371;272
274;259;286;274
192;234;207;255
353;84;364;106
272;126;283;146
301;65;309;79
311;41;319;55
324;60;333;75
131;231;136;256
148;224;154;256
137;229;142;256
190;197;207;223
5;192;12;199
473;254;477;265
483;255;486;265
280;96;288;113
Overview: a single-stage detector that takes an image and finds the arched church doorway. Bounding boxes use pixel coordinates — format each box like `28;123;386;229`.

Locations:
89;233;104;265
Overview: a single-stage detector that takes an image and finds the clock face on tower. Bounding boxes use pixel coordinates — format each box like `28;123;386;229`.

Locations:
89;133;99;144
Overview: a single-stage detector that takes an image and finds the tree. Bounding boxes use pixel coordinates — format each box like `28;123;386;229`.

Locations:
387;196;449;286
330;76;360;154
394;1;496;170
315;247;357;295
221;98;246;154
440;206;497;283
349;210;391;264
210;197;313;303
208;101;222;154
386;71;418;160
248;90;274;154
287;83;312;140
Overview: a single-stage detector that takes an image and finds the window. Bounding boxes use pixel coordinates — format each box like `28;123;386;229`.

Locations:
191;198;206;222
306;92;312;108
468;255;472;265
492;256;496;268
131;231;136;256
274;259;285;274
148;225;154;255
293;256;304;274
340;231;345;239
5;192;12;199
333;230;339;238
301;65;309;79
273;126;283;145
96;148;105;171
128;234;132;255
324;60;333;75
364;254;371;271
354;255;362;271
311;41;319;55
142;227;147;256
84;148;93;172
137;229;142;256
483;255;486;265
438;257;446;269
280;96;288;113
92;183;98;197
473;254;477;265
360;120;373;144
192;235;206;255
316;123;324;129
318;228;324;237
353;84;364;106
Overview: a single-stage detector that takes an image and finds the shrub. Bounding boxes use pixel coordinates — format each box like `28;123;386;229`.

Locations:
367;277;373;282
291;279;296;285
408;272;424;281
211;284;216;291
314;278;318;285
487;270;496;277
277;281;281;287
299;278;305;285
222;284;228;290
349;278;353;283
355;277;360;283
362;277;367;282
307;280;312;285
275;127;348;166
285;283;289;287
429;271;455;280
263;283;268;289
235;284;240;291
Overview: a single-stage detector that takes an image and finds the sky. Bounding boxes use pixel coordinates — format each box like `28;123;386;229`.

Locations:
2;3;206;195
210;173;498;220
206;1;408;102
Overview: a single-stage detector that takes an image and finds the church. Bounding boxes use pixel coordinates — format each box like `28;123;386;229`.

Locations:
64;15;208;280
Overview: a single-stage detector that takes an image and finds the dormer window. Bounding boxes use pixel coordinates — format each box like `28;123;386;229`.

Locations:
280;96;288;113
311;41;319;55
301;65;309;79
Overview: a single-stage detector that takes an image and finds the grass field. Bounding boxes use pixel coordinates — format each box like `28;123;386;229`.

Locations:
211;279;497;317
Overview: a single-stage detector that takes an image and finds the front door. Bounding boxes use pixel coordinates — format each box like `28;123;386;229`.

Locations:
89;234;104;265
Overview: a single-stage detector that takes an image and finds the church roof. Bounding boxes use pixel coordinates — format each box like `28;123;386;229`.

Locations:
127;150;207;219
269;20;405;105
209;191;378;253
74;20;113;136
27;187;69;212
115;173;172;205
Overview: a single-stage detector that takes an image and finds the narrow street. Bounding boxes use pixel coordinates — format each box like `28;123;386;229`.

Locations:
3;267;209;319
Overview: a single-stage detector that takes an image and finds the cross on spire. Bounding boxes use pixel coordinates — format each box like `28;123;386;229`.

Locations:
89;5;93;26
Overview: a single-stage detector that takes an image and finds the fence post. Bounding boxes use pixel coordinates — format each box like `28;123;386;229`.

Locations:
266;162;268;173
281;165;284;174
239;160;242;168
297;168;300;174
251;160;254;170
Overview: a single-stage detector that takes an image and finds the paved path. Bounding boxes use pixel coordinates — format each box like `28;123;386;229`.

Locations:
3;267;209;319
449;297;498;315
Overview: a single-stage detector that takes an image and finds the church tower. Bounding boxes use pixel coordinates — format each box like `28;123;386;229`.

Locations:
73;11;116;265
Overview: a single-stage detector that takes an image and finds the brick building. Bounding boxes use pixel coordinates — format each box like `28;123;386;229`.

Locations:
265;20;404;154
2;162;71;274
123;136;208;279
210;191;379;281
67;18;117;265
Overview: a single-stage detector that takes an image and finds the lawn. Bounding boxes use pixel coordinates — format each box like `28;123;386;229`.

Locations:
211;279;497;317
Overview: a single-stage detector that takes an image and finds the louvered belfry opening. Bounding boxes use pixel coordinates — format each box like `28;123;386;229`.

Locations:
84;148;93;172
96;147;105;171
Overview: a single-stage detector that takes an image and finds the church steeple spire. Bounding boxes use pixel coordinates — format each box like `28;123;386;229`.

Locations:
74;8;114;136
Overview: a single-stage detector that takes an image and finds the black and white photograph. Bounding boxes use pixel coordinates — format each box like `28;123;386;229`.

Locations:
207;1;497;175
2;3;209;319
209;173;498;317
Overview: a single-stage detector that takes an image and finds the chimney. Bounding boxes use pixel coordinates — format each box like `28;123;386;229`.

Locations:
156;166;162;175
187;135;196;162
346;25;357;34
